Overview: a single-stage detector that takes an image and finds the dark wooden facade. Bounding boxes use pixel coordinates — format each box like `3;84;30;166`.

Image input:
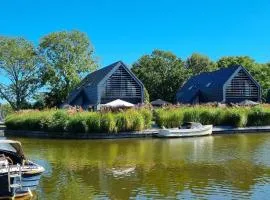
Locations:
176;66;261;104
100;65;142;104
66;61;144;109
225;69;260;102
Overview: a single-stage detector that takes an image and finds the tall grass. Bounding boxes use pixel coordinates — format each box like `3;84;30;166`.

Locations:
154;106;266;128
6;106;270;134
247;107;270;126
5;108;153;134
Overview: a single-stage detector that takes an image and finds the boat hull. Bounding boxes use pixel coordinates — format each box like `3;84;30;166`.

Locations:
0;170;43;197
156;125;213;138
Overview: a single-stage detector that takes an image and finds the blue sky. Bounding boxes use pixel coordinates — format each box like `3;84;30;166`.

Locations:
1;0;270;67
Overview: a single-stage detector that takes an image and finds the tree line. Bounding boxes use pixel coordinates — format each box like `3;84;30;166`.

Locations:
132;51;270;103
0;31;97;110
1;30;270;110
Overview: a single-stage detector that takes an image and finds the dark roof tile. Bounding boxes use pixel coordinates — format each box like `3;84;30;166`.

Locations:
67;61;122;103
177;65;241;103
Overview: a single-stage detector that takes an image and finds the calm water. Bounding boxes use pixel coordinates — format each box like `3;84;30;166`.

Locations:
8;134;270;200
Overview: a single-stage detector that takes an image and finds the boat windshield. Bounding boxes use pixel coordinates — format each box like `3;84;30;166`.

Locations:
0;143;17;153
0;140;25;159
180;122;203;129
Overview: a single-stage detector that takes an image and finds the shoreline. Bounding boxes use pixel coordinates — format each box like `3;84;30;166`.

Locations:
3;126;270;139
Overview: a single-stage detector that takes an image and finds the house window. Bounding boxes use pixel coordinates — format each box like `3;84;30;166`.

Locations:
102;66;141;98
225;69;258;99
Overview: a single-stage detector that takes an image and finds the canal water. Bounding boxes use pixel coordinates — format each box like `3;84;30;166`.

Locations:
9;134;270;199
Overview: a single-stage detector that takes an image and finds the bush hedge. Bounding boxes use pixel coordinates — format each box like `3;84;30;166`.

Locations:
5;106;270;134
154;105;270;128
5;108;153;134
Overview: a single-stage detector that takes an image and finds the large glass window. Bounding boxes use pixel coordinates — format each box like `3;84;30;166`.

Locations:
102;66;141;98
225;70;258;99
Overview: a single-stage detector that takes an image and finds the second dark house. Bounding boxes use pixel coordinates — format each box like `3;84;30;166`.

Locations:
66;61;144;109
176;65;261;104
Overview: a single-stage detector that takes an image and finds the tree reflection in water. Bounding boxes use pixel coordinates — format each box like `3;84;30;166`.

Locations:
10;134;270;200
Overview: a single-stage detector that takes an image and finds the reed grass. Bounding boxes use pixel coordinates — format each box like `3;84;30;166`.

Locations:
154;106;267;128
5;108;152;134
6;105;270;134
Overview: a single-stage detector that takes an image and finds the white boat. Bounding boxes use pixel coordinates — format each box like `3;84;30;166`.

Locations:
156;122;213;138
0;140;45;198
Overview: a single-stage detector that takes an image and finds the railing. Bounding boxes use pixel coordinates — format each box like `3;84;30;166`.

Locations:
8;164;22;196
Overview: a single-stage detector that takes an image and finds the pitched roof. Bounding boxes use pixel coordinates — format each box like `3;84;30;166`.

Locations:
177;66;241;103
190;65;239;87
67;61;122;104
79;61;121;88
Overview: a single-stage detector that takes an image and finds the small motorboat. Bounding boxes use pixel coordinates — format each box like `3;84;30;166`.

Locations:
0;140;44;198
156;122;213;138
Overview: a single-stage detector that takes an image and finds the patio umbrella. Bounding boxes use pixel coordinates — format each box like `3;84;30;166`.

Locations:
238;100;259;106
151;99;170;106
104;99;135;107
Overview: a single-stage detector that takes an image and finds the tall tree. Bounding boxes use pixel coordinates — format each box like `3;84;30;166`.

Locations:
216;56;257;71
259;63;270;101
39;30;97;107
186;53;216;75
132;50;188;102
0;37;42;110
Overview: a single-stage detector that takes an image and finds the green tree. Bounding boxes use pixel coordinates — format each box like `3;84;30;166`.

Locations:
39;30;97;107
260;63;270;101
186;53;216;75
0;37;42;110
32;92;47;109
216;56;257;72
132;50;188;102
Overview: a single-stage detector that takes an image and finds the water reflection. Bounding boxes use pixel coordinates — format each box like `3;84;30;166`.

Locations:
9;134;270;200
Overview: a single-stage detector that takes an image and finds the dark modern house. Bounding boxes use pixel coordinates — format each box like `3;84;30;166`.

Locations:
176;65;261;104
65;61;144;110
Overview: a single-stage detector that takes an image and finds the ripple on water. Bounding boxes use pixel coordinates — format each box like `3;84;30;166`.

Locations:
12;134;270;199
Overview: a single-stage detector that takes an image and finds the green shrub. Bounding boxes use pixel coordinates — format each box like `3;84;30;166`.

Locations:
154;106;249;128
132;114;144;131
23;114;42;131
168;111;184;128
7;105;270;134
86;113;101;133
154;109;170;127
114;110;144;132
100;112;116;133
218;109;247;127
115;113;126;132
140;108;153;128
154;108;184;128
48;110;69;132
5;108;152;133
66;114;88;133
39;112;54;131
5;114;22;130
199;109;225;125
183;109;201;123
247;107;270;126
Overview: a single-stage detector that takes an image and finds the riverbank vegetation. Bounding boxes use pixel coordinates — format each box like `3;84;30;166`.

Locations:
154;105;270;128
5;105;270;134
5;108;152;134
